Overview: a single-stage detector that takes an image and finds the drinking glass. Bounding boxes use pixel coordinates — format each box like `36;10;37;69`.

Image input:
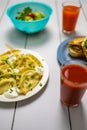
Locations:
60;60;87;107
62;1;81;34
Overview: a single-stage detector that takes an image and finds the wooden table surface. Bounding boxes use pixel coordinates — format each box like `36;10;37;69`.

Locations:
0;0;87;130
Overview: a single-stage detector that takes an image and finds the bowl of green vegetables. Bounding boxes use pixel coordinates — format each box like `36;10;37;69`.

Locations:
7;1;53;34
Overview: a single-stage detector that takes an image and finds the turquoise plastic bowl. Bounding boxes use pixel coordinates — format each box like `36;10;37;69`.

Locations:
7;2;53;34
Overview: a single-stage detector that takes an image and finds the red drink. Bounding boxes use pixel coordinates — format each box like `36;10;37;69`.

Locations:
62;1;81;34
61;61;87;107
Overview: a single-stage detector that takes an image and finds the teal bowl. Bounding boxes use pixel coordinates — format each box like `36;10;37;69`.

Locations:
7;1;53;34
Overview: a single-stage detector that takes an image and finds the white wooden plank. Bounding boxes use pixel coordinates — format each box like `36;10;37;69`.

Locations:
13;0;70;130
0;102;15;130
0;0;9;20
0;1;16;129
0;0;27;49
0;0;27;130
58;0;87;130
80;0;87;21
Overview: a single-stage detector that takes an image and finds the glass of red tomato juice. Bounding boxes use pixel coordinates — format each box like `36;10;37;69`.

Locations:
60;60;87;107
62;1;81;34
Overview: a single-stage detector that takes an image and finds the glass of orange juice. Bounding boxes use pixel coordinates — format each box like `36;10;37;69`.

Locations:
62;1;81;34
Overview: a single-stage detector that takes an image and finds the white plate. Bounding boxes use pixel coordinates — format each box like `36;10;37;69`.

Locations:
0;49;49;102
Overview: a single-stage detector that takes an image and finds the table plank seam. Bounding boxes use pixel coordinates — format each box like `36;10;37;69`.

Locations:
68;107;72;130
80;0;87;22
81;8;87;22
56;0;73;129
0;0;10;22
56;0;62;42
11;31;28;130
11;24;28;130
24;34;28;49
11;102;17;130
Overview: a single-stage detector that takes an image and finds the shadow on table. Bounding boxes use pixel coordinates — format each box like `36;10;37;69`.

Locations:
69;102;87;130
5;27;52;48
56;101;70;130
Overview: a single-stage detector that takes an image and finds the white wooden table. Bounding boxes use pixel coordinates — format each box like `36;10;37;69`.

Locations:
0;0;87;130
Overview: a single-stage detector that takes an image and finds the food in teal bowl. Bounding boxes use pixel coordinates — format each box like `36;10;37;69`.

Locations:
7;1;53;34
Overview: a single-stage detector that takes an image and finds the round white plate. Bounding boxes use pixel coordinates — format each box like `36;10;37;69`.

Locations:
0;49;49;102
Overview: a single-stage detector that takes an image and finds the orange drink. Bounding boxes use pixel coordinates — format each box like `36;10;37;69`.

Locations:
62;1;81;34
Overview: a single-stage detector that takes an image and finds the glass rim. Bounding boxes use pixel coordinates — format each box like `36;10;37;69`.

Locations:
62;0;82;8
61;60;87;86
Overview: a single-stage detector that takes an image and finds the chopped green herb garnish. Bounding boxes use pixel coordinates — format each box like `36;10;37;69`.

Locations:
7;68;11;72
40;83;43;87
10;82;14;87
28;83;32;88
84;40;87;48
25;76;29;81
0;71;3;75
31;75;35;79
11;73;16;79
13;63;18;68
2;58;9;64
10;88;13;93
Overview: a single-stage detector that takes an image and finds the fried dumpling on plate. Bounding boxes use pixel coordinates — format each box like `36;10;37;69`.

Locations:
18;69;42;95
68;37;85;58
0;78;16;94
82;37;87;59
